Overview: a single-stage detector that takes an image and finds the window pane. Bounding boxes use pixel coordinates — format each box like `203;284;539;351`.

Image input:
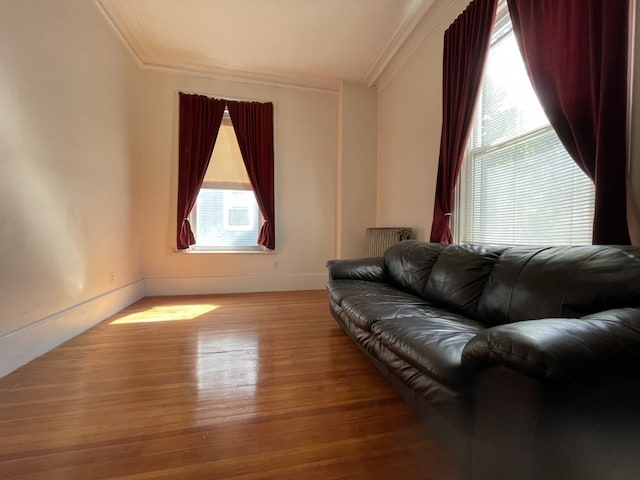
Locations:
476;26;548;148
460;130;594;245
228;207;250;226
194;188;260;247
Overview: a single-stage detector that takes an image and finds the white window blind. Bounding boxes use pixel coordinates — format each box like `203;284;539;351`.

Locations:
455;10;594;246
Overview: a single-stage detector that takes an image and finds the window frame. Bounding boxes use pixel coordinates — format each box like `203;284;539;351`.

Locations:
186;110;265;253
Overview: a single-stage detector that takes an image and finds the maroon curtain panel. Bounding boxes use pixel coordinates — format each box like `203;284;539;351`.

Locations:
429;0;498;244
176;93;226;250
507;0;630;245
227;100;276;250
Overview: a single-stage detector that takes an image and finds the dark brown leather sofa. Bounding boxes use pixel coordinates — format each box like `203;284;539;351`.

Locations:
326;240;640;480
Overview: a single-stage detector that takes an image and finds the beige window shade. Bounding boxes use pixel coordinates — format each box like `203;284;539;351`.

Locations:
204;117;251;189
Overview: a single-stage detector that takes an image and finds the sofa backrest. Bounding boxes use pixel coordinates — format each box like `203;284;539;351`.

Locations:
477;245;640;325
384;240;445;298
384;241;505;319
425;244;506;319
383;241;640;326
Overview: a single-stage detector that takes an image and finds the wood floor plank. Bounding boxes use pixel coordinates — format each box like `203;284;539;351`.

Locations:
0;290;467;479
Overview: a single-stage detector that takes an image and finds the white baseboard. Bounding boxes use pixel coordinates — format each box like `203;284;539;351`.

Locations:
144;273;328;296
0;280;145;379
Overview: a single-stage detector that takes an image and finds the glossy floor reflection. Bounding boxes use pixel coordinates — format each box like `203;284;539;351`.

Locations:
0;290;467;479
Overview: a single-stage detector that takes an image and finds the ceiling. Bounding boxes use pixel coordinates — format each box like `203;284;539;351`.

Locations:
96;0;436;91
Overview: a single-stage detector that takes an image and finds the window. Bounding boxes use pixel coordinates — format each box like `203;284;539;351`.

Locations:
454;8;595;246
177;94;275;251
189;111;262;250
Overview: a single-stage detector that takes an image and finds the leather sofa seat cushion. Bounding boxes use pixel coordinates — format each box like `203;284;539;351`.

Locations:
372;315;485;389
326;279;406;307
477;245;640;325
384;240;445;298
340;292;435;332
425;245;505;318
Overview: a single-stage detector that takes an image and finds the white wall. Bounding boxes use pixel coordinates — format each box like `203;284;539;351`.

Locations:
139;70;339;294
0;0;145;376
336;82;378;258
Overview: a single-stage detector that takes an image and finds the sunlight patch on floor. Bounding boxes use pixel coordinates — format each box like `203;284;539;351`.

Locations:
110;304;219;324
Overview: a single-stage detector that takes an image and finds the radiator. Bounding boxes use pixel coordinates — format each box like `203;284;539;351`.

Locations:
365;227;413;257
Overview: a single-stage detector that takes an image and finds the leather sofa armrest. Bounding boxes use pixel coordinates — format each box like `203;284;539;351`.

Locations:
326;257;386;281
462;308;640;382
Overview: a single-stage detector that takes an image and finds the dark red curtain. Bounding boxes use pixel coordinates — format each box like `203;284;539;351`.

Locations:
227;100;276;250
507;0;630;245
429;0;498;244
176;93;225;250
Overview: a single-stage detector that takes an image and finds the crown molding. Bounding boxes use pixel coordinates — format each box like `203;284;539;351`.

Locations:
96;0;437;94
375;0;463;91
94;0;144;68
96;0;342;93
365;0;435;87
142;61;341;94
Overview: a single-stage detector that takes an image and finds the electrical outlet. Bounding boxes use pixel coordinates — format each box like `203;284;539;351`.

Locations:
109;271;116;284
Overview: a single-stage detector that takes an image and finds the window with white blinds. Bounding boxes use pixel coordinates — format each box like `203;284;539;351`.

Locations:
454;10;595;246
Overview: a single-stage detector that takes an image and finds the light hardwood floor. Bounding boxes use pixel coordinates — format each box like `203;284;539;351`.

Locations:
0;290;467;479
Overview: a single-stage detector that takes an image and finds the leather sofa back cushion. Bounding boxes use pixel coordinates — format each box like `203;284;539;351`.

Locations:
425;245;505;319
384;240;445;298
477;245;640;325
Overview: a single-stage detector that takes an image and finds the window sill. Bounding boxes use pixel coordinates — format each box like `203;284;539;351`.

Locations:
175;247;277;255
